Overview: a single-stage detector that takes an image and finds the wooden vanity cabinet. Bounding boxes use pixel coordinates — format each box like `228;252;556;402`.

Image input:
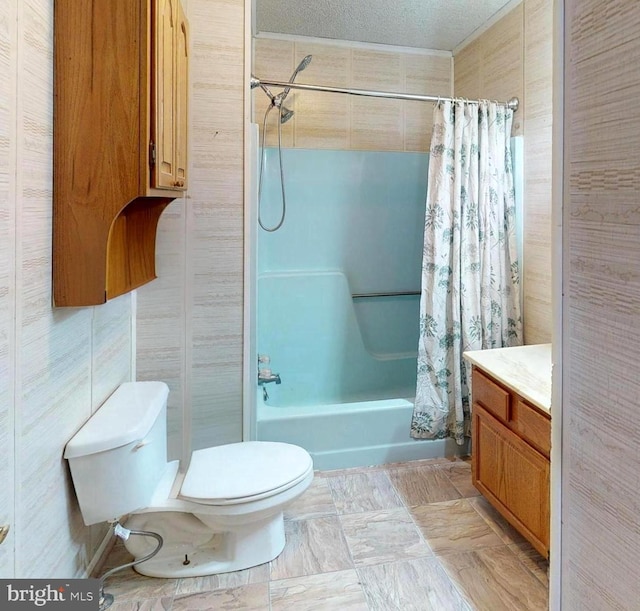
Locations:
53;0;189;306
471;367;551;558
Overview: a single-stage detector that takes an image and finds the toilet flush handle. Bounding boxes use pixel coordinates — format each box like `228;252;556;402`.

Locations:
133;439;151;451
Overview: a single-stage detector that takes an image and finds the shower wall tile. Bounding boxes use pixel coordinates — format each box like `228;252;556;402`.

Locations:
0;0;17;579
350;49;403;90
254;38;295;147
523;0;553;345
404;54;452;152
454;0;553;344
481;5;525;134
350;50;403;150
453;39;481;100
293;43;350;149
253;36;453;152
350;98;404;151
454;5;524;136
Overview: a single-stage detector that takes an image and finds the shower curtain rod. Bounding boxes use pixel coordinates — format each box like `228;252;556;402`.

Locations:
250;77;519;112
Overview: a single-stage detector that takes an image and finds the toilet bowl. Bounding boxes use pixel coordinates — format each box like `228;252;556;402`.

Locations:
64;382;313;577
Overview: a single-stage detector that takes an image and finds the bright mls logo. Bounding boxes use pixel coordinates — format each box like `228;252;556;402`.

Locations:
0;579;99;609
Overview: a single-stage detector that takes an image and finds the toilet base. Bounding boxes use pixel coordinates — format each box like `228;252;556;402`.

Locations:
123;510;286;578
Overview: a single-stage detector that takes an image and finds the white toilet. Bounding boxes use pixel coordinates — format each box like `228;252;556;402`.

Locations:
64;381;313;578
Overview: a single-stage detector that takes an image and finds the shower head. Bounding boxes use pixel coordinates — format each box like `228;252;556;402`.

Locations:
291;55;313;82
281;54;313;101
279;106;294;124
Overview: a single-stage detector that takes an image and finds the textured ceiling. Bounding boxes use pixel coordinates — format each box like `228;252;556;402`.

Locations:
256;0;518;51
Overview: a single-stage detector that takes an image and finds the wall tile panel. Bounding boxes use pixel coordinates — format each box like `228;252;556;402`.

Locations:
564;0;640;606
0;0;17;579
254;36;453;152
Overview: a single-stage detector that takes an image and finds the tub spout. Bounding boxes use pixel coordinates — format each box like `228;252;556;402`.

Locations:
258;371;281;385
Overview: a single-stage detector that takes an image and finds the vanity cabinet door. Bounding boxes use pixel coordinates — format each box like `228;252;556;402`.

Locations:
473;403;550;558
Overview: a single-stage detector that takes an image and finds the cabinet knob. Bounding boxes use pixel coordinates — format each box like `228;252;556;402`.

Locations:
173;180;185;188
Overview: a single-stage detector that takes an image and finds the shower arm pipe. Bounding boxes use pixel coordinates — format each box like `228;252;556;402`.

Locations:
250;77;519;112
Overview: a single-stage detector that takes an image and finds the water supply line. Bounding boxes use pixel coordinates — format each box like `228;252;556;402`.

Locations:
98;521;164;611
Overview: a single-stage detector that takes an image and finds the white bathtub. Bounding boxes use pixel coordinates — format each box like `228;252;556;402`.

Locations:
257;392;466;471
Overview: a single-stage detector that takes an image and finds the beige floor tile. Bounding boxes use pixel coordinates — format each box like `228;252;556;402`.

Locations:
468;495;527;545
101;457;548;610
387;465;462;506
410;499;504;554
327;470;403;514
508;542;550;586
316;457;454;479
340;508;432;568
175;562;270;595
439;461;481;498
172;582;269;610
109;597;173;611
103;568;178;603
270;516;353;580
270;569;368;610
358;557;472;611
284;477;337;521
438;546;549;611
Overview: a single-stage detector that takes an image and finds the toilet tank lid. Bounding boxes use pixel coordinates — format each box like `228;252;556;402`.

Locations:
64;382;169;459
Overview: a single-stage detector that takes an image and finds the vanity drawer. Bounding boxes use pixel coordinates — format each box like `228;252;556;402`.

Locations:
472;368;510;421
512;399;551;457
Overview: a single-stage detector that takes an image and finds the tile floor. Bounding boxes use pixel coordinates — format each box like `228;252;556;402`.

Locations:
100;457;549;610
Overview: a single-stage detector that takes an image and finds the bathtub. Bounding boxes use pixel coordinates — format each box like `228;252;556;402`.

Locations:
256;270;467;469
256;391;466;471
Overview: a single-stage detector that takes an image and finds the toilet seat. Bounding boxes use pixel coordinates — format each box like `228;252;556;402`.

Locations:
179;441;313;506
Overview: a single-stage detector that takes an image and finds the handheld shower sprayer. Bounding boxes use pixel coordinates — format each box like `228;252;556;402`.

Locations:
280;54;313;102
252;54;313;232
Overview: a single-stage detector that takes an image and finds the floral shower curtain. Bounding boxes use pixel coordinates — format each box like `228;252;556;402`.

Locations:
410;100;522;444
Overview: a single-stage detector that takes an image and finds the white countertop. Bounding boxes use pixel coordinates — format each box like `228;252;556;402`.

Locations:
463;344;552;414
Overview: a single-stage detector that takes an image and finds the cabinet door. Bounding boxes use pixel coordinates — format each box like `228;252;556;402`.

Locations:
174;1;189;188
154;0;177;189
473;404;550;557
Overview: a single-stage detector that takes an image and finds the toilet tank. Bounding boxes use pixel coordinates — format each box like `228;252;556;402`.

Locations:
64;381;170;525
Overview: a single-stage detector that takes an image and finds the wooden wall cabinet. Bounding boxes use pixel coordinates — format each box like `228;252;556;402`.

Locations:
53;0;189;306
471;367;551;558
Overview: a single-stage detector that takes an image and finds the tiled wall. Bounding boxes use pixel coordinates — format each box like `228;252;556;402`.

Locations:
564;0;640;606
137;0;246;455
253;37;453;152
454;5;525;136
454;0;553;345
1;0;133;578
0;0;16;579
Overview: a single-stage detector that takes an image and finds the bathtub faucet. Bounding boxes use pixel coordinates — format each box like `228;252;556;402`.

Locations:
258;369;281;386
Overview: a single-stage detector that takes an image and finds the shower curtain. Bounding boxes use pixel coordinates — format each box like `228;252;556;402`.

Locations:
410;100;522;444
